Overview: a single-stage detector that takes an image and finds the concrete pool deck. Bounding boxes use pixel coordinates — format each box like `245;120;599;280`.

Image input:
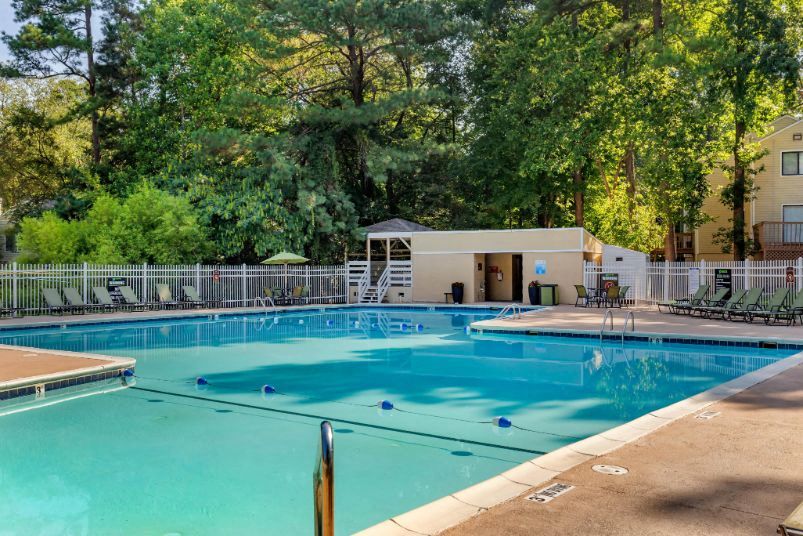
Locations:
441;360;803;536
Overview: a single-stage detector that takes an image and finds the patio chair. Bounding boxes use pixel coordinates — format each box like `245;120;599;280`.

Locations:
619;285;631;307
42;288;70;315
292;285;310;305
156;284;180;309
574;284;597;307
63;287;94;314
657;284;710;314
92;287;120;312
182;285;212;308
747;288;798;325
288;285;303;304
695;289;747;320
0;303;13;318
603;285;622;308
722;287;763;321
687;287;729;317
119;286;149;311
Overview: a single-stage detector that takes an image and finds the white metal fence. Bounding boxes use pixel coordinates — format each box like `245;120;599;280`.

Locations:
0;263;347;314
584;258;803;305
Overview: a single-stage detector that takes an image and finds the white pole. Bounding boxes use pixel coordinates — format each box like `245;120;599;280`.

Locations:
797;257;803;292
663;260;669;301
82;262;88;302
744;258;751;290
196;263;201;295
242;263;247;307
12;261;17;316
143;262;148;302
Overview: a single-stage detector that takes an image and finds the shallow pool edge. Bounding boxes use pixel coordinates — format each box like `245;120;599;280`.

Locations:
354;345;803;536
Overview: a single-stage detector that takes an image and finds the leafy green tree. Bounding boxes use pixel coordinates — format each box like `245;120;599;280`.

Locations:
699;0;801;259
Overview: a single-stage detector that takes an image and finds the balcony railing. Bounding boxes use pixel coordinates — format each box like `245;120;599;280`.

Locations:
753;222;803;260
675;232;694;253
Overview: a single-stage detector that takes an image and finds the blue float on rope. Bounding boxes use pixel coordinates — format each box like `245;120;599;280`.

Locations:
400;323;408;331
416;324;424;332
122;369;135;377
379;400;394;410
262;384;276;394
326;320;334;327
196;377;209;386
493;416;512;428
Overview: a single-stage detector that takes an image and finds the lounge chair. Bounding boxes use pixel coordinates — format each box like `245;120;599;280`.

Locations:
744;288;795;325
747;288;800;325
92;287;120;312
574;284;597;307
657;284;710;314
182;285;212;308
695;289;747;320
42;288;70;315
156;284;180;309
119;286;149;311
687;288;729;316
722;287;763;321
63;287;93;314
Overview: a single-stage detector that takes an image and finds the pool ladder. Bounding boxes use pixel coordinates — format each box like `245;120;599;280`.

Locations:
313;421;334;536
600;309;636;342
253;296;277;316
496;303;522;320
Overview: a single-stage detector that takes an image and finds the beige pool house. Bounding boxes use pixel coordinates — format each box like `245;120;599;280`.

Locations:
348;219;603;304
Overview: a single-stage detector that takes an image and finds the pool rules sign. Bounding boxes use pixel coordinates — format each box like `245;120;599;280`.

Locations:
714;269;732;299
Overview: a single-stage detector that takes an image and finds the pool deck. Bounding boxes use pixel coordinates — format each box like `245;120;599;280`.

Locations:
441;360;803;536
473;304;803;341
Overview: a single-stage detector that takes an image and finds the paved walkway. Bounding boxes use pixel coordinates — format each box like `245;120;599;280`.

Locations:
0;346;119;383
444;361;803;536
475;304;803;341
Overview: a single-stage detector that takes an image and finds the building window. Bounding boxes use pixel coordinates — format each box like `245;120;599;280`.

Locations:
782;151;803;176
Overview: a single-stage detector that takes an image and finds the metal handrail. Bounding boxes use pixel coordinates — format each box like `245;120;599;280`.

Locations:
313;421;334;536
622;311;635;342
600;309;614;341
495;303;521;319
253;296;277;316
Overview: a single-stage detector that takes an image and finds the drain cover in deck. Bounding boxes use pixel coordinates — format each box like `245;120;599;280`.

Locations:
592;464;628;475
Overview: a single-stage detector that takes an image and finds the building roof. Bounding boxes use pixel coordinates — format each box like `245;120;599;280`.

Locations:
363;218;434;235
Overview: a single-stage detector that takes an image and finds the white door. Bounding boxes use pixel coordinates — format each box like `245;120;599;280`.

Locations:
783;205;803;243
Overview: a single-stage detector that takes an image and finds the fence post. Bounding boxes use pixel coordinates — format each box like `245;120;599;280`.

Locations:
82;262;89;302
196;263;201;296
744;258;751;290
12;261;17;317
143;262;148;302
306;265;311;301
242;263;247;307
663;260;669;302
798;257;803;292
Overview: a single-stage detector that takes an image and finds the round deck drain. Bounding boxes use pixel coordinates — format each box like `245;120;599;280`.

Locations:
592;464;628;476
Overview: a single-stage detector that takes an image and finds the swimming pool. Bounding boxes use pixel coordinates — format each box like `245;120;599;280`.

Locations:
0;307;795;534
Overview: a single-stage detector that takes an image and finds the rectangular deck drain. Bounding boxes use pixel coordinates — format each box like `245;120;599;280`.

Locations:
696;411;721;420
525;483;575;504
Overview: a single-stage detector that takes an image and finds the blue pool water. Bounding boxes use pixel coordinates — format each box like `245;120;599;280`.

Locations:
0;307;795;534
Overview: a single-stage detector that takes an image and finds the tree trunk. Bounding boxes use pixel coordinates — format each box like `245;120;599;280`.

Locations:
85;4;100;165
624;145;636;214
573;168;584;227
652;0;664;38
664;225;676;261
732;119;747;260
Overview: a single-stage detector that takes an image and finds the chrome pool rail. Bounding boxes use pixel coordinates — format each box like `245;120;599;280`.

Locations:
313;421;334;536
600;309;614;341
622;311;635;342
253;296;277;316
496;303;522;320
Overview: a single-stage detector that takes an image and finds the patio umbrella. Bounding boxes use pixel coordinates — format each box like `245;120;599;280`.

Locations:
261;252;309;295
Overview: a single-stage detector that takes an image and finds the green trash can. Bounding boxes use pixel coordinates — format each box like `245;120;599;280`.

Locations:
539;284;559;306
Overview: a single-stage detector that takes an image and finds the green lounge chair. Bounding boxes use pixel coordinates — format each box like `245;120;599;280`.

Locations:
182;285;211;308
63;287;92;314
42;288;69;315
687;287;729;316
92;287;120;312
292;285;310;305
748;288;802;325
696;289;747;320
156;284;180;309
119;286;149;311
743;288;789;324
658;284;710;314
722;287;763;321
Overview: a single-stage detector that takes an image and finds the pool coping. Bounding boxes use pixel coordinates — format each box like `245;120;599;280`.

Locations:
354;334;803;535
0;343;136;398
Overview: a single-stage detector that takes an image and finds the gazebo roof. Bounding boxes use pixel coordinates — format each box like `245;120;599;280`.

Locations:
363;218;433;238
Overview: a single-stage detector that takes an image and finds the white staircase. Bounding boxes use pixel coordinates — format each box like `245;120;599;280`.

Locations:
348;260;411;304
360;265;390;304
